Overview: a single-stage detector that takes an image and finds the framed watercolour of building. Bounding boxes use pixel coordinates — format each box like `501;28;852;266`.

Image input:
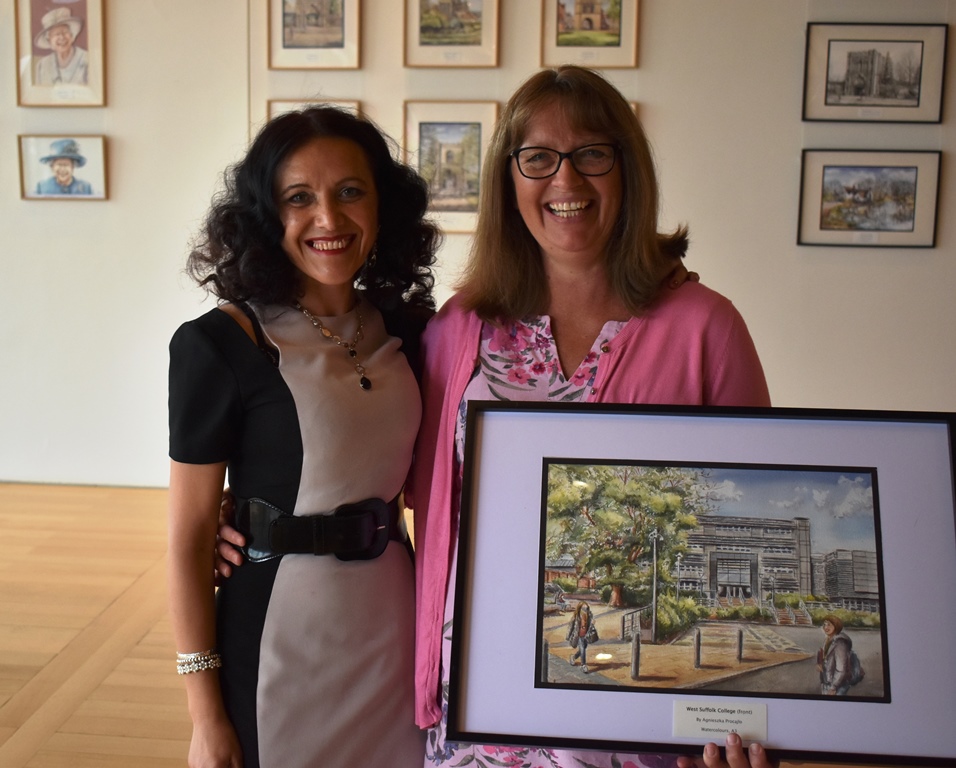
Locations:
15;0;105;106
798;149;941;248
269;0;360;69
541;0;639;68
406;0;499;67
448;402;956;765
403;101;498;233
803;23;947;123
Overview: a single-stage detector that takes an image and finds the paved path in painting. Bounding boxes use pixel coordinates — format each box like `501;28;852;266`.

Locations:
542;608;828;692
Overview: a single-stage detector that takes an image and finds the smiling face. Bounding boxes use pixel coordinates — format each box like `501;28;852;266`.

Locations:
47;24;75;56
510;99;622;271
50;158;75;187
275;136;379;314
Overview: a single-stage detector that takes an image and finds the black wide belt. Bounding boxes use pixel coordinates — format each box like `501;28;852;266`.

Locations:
236;497;404;563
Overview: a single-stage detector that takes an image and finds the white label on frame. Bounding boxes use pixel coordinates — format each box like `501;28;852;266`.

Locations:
673;701;768;742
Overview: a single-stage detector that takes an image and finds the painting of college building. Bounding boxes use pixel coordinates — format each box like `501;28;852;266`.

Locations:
826;41;923;105
678;514;880;610
842;49;895;98
557;1;620;37
418;0;483;47
282;0;344;48
418;122;481;212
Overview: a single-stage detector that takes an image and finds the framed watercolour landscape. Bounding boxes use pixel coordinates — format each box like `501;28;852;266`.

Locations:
269;0;359;69
406;0;499;67
403;100;497;233
449;402;956;765
803;23;948;123
798;149;941;248
15;0;105;106
541;0;638;68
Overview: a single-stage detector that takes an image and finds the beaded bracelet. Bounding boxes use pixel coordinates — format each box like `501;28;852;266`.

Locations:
176;649;222;675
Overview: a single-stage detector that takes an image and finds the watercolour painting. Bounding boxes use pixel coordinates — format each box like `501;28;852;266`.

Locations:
19;134;107;200
447;403;956;764
403;101;497;232
803;23;947;123
406;0;499;67
539;461;887;701
541;0;638;67
269;0;360;69
798;150;940;247
15;0;105;106
555;0;622;48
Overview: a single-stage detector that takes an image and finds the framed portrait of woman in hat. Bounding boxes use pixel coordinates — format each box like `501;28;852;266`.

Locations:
19;135;108;200
15;0;105;106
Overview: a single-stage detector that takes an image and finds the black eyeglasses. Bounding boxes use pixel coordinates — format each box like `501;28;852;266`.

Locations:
510;143;618;179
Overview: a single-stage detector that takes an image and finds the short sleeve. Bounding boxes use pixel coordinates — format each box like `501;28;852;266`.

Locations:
168;316;242;463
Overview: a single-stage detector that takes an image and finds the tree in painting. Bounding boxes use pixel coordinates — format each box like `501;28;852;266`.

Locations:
546;464;711;607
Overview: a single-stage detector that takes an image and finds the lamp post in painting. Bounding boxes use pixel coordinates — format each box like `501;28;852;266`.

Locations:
649;527;661;643
675;552;683;600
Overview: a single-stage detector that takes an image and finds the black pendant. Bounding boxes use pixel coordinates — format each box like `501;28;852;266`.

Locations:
359;376;372;391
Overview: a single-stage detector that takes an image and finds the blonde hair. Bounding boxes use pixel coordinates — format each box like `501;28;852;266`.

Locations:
458;65;688;322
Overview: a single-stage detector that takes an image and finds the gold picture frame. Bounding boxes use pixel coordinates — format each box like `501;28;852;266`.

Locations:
15;0;106;106
405;0;499;67
403;100;498;233
19;134;108;200
268;0;360;70
541;0;639;69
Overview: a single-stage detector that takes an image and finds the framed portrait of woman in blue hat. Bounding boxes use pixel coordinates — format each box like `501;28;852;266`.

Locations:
19;135;108;200
15;0;105;106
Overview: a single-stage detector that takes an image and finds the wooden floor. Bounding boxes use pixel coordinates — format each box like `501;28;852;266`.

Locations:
0;483;913;767
0;483;190;767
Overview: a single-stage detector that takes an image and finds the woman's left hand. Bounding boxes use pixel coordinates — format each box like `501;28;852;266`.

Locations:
676;733;776;768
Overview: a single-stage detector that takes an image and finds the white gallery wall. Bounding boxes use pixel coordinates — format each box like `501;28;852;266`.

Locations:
1;0;953;488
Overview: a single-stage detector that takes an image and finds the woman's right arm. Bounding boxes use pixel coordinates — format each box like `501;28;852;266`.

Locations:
168;459;243;768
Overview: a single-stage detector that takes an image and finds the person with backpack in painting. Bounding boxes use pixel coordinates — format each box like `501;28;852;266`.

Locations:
817;614;864;695
567;601;599;673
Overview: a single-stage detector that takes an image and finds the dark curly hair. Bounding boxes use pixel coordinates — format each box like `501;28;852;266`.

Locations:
187;106;439;312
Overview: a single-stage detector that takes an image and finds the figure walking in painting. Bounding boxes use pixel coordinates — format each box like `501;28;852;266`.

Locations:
33;7;89;86
817;614;860;695
36;139;92;195
567;601;598;673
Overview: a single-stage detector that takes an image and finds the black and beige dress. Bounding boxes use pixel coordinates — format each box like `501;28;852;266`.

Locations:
169;300;426;768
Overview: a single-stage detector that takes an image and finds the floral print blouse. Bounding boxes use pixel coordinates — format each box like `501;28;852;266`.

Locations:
427;316;676;768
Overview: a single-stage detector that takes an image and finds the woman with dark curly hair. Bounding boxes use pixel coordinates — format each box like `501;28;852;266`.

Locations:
167;106;439;768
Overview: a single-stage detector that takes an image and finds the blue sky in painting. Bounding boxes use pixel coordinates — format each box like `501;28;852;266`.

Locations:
697;466;877;553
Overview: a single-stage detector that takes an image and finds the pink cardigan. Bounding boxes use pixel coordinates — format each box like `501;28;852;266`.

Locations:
407;283;770;728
